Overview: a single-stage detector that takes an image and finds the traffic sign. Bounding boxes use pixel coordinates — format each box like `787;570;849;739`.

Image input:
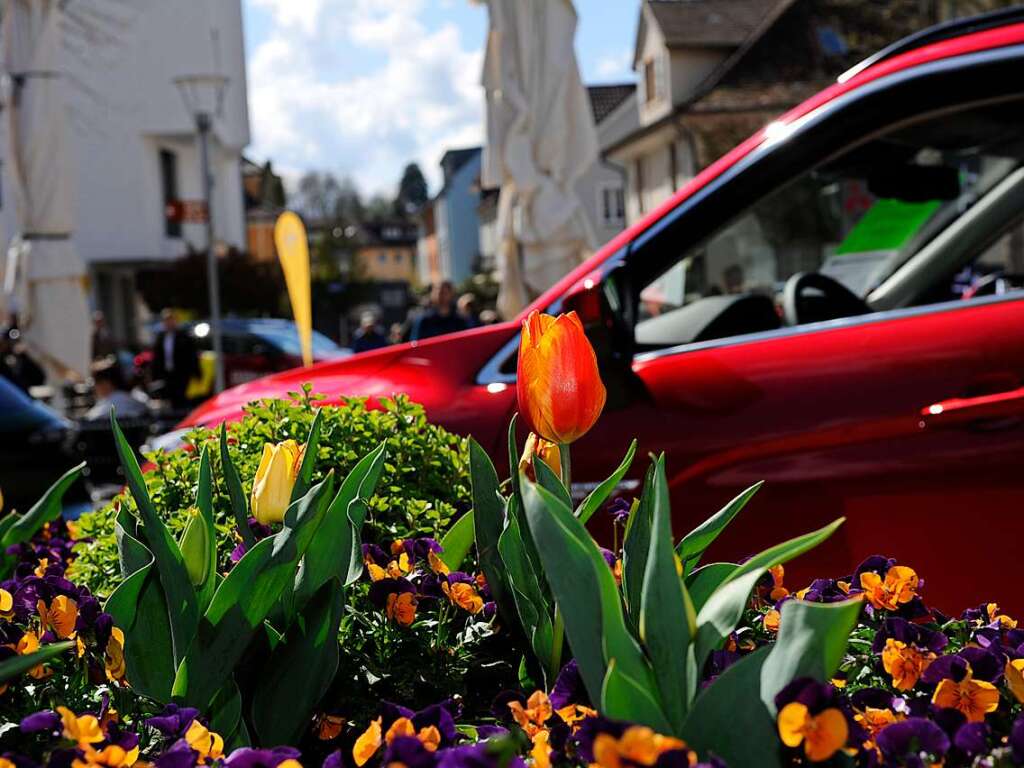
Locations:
165;200;209;223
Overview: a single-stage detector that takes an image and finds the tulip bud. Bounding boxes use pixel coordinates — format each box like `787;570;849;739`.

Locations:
518;432;562;482
179;509;210;586
517;311;607;444
251;440;303;526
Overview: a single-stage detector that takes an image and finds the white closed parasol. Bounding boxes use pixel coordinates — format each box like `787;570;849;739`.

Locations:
481;0;599;320
3;0;91;386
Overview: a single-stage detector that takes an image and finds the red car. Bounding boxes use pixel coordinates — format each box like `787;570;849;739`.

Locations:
181;12;1024;613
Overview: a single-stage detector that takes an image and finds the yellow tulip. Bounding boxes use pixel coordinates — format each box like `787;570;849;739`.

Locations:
518;432;562;482
251;440;303;525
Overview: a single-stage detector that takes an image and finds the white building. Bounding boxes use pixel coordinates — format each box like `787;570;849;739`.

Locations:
0;0;250;346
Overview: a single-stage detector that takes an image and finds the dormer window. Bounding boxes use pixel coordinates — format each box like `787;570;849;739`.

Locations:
643;53;667;105
643;58;657;103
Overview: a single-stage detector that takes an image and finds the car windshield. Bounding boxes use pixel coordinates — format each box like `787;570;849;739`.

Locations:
638;98;1024;320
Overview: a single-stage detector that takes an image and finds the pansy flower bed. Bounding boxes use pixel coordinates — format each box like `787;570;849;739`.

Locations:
4;311;1024;768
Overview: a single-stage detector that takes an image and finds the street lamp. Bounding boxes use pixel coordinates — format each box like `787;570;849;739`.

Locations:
173;73;229;394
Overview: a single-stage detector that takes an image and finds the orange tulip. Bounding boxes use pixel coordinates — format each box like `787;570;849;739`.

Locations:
517;311;607;444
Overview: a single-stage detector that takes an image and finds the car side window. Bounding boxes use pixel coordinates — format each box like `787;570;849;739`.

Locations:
633;97;1024;352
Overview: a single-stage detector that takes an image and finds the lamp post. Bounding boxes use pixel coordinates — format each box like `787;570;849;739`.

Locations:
173;73;229;394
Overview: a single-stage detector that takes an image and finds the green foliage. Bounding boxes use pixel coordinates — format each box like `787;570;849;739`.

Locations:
0;463;85;577
0;641;74;685
470;420;855;760
72;393;470;597
105;413;386;746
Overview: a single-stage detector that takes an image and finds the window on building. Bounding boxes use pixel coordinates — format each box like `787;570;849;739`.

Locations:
394;251;404;263
159;149;181;238
378;252;388;265
643;59;657;103
635;158;645;215
598;185;626;227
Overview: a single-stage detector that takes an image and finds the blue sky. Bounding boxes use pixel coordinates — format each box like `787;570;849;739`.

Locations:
242;1;639;196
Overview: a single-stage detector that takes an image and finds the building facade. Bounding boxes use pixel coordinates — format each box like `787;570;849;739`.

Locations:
243;157;286;263
417;148;482;286
355;222;419;284
0;0;250;347
608;0;1019;227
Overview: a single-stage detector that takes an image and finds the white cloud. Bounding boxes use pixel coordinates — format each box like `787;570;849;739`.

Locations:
245;0;484;197
594;48;634;81
249;0;326;36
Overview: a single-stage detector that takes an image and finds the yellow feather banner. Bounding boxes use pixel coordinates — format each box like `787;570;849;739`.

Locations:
274;211;313;367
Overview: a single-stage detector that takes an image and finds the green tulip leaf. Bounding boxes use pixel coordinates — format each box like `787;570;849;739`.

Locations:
683;647;780;768
104;562;175;702
692;568;765;676
295;442;386;607
507;413;521;501
208;680;244;749
726;518;846;585
0;640;74;685
111;412;198;667
575;439;637;525
220;423;255;549
470;437;511;613
760;598;862;715
521;478;656;719
621;464;655;628
0;462;85;551
533;454;571;510
498;512;554;685
440;509;475;570
252;579;345;746
115;506;152;579
290;407;324;503
639;454;696;731
172;474;335;709
189;448;219;613
676;482;762;575
685;563;739;614
601;659;675;735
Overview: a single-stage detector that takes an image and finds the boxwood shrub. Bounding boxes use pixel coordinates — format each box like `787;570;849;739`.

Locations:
71;390;471;597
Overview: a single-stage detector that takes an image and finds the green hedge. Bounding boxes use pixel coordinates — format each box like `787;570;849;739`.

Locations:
71;391;470;597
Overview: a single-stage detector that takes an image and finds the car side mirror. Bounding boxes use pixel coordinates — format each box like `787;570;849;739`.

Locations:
562;271;645;410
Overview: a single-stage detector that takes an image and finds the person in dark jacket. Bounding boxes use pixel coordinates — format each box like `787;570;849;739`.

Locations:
151;310;199;408
351;312;388;353
410;281;468;342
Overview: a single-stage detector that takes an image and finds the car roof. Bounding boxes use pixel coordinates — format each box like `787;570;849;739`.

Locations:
523;9;1024;321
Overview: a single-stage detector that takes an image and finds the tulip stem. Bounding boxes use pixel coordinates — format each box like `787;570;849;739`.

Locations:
558;444;572;492
549;442;572;681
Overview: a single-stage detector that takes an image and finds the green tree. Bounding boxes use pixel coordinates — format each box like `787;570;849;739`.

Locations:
396;162;429;215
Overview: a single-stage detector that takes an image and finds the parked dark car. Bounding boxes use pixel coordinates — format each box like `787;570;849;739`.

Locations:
136;318;351;394
0;376;88;514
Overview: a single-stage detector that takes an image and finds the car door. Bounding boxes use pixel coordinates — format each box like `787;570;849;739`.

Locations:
569;40;1024;613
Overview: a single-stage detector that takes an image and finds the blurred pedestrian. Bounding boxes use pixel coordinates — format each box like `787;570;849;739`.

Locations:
479;309;499;326
457;293;480;328
91;310;116;360
352;312;388;353
151;309;198;408
84;357;150;421
388;323;406;345
0;326;45;394
410;281;468;341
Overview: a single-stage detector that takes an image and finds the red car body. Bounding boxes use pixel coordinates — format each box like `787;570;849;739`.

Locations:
183;13;1024;613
